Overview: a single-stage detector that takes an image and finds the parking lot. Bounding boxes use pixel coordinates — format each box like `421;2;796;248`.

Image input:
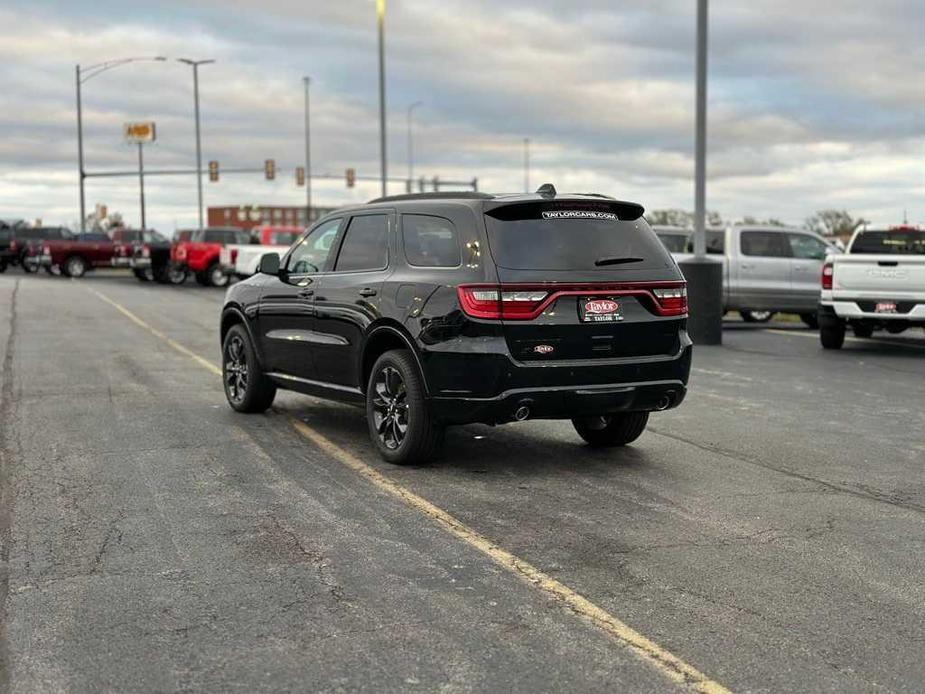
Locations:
1;271;924;692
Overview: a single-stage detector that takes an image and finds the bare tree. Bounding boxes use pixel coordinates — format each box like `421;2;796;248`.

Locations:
646;209;724;227
735;216;787;227
805;210;868;238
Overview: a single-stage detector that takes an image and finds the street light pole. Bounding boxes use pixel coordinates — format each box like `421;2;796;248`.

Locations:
377;0;387;197
137;142;146;229
178;58;215;232
75;56;166;232
407;101;422;190
677;0;723;345
303;76;312;224
76;65;86;232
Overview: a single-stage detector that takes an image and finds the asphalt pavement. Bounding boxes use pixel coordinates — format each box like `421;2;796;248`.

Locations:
1;271;924;693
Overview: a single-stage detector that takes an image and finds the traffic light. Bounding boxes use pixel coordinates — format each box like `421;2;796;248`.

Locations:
208;160;219;182
345;167;356;188
295;166;305;186
264;159;276;180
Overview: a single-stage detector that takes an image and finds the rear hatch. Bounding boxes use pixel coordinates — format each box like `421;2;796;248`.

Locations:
835;230;925;297
477;199;685;361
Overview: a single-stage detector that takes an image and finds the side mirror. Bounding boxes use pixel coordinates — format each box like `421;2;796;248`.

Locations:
258;252;280;275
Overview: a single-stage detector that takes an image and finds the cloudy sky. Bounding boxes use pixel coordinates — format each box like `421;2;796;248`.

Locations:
2;0;924;231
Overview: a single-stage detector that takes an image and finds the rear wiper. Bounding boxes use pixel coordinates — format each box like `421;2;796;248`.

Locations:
594;256;644;266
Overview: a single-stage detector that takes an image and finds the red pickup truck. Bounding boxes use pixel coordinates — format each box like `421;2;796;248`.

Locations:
31;232;114;277
171;227;254;287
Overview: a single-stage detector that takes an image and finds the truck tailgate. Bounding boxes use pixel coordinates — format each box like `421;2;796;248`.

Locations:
833;255;925;297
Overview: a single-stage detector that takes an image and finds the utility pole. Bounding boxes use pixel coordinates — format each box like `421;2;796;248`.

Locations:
76;65;86;232
523;138;530;192
178;59;215;232
303;76;312;224
377;0;387;197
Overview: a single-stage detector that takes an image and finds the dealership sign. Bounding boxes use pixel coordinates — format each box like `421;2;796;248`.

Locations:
124;122;156;143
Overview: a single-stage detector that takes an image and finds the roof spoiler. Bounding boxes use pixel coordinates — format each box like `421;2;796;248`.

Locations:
485;198;645;221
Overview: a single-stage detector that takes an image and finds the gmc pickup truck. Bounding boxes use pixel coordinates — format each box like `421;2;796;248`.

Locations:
818;226;925;348
219;225;302;278
660;225;840;325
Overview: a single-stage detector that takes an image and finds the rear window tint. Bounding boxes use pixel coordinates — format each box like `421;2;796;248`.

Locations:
851;230;925;255
402;215;460;267
484;203;669;271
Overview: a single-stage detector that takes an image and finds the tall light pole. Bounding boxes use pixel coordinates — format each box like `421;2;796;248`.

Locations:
178;58;215;232
523;138;530;192
407;101;422;190
303;76;312;224
75;56;167;231
678;0;723;345
377;0;387;197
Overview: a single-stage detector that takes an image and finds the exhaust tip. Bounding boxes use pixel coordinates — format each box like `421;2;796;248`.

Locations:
655;396;671;411
513;405;531;421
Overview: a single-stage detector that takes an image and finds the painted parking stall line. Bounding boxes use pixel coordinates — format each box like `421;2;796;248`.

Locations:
88;285;732;694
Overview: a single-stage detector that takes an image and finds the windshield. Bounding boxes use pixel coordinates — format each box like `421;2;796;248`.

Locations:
850;230;925;255
484;203;670;271
143;230;167;243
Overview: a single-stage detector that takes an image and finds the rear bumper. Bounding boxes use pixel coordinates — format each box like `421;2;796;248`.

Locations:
111;257;133;268
431;379;687;425
819;300;925;322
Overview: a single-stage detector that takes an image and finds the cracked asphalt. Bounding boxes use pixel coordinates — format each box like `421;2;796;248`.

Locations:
1;272;924;693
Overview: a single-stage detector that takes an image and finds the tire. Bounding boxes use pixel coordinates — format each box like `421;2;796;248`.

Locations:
740;310;775;323
133;268;152;282
367;349;443;465
154;264;187;285
800;313;819;329
64;255;87;279
222;324;276;413
21;258;37;274
0;259;6;273
206;262;229;288
852;324;874;338
820;322;845;349
572;412;650;447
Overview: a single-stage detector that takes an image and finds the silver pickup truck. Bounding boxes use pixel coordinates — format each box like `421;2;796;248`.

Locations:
654;225;840;325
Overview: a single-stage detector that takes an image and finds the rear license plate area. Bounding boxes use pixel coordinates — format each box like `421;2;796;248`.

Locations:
875;301;897;314
578;297;624;323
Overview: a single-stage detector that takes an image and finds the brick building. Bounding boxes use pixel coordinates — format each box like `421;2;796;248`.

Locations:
207;205;339;230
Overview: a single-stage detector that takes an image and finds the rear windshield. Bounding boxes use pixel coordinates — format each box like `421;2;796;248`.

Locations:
850;230;925;255
484;203;670;271
685;230;725;254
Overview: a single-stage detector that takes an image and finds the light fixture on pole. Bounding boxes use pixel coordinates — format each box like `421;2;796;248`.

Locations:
303;76;312;224
377;0;387;197
177;58;215;233
75;56;167;232
407;101;422;191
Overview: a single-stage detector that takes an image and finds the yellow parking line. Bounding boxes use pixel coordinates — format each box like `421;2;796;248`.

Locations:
91;286;731;694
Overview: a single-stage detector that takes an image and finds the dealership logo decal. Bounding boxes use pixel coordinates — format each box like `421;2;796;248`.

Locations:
542;211;617;220
534;344;555;354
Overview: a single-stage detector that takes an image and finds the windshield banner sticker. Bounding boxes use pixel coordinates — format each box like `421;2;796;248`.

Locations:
542;210;617;220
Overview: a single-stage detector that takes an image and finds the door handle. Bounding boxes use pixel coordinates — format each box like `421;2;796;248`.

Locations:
359;287;378;297
298;288;314;298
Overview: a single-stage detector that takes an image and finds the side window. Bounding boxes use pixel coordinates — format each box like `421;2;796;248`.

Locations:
741;232;787;258
402;215;461;267
788;233;827;260
334;215;389;272
287;219;341;274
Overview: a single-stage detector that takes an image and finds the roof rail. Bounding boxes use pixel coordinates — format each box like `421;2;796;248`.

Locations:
367;191;495;203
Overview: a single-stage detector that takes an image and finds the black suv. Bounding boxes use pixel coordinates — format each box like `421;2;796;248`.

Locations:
220;186;691;464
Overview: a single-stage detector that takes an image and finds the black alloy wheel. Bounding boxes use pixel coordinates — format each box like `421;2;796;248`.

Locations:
222;324;276;413
366;350;443;465
371;366;410;451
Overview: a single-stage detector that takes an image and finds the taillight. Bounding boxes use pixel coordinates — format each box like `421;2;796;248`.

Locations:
43;245;50;255
10;240;17;251
142;245;151;258
652;286;688;316
458;286;549;320
821;262;833;290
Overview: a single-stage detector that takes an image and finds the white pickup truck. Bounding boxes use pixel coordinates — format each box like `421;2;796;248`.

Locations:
220;225;303;278
818;226;925;348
